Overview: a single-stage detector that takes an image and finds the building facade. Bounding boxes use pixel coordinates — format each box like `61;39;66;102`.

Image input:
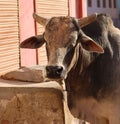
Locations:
87;0;119;27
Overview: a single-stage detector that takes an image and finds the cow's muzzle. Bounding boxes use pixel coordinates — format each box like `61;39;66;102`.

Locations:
45;65;63;79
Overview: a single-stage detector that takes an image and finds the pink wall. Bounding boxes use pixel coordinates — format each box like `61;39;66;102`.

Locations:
19;0;37;66
77;0;87;18
69;0;77;17
69;0;87;18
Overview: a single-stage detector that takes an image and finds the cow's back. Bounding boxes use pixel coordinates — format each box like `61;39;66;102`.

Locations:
82;14;120;100
66;14;120;123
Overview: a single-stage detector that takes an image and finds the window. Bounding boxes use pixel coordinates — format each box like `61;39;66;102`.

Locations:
88;0;92;7
113;0;117;8
97;0;100;7
109;0;112;8
103;0;106;8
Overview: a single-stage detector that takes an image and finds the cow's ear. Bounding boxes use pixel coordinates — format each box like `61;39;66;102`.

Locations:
20;35;45;49
80;35;104;53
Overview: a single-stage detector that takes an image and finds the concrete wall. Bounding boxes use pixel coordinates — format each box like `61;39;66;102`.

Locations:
0;80;64;124
0;64;84;124
0;78;83;124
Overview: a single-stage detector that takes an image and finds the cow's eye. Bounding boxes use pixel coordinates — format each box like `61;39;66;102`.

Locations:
72;40;76;46
69;35;77;46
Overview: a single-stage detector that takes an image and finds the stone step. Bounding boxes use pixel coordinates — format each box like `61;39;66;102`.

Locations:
0;79;82;124
0;79;65;124
0;64;83;124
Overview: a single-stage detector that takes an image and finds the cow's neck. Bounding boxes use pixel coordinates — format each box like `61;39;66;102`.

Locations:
65;47;97;97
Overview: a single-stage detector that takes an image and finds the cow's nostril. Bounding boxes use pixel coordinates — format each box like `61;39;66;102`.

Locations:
56;66;63;75
46;66;63;78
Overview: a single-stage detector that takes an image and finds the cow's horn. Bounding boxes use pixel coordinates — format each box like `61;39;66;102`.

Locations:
78;13;97;28
33;13;48;26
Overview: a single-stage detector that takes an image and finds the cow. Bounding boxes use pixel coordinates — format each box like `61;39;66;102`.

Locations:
20;13;120;124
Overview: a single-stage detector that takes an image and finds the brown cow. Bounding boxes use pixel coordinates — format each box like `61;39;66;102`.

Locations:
20;13;120;124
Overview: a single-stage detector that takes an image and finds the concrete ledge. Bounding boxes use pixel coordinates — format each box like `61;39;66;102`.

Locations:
0;79;64;124
0;79;61;88
1;66;45;83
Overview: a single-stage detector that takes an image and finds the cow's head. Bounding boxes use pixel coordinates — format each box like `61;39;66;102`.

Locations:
20;13;104;81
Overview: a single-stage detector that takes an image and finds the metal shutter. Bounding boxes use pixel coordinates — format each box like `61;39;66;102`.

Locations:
0;0;20;75
35;0;69;65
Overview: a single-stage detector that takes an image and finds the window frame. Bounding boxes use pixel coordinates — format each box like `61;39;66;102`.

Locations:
88;0;92;7
113;0;117;8
97;0;101;7
109;0;112;8
103;0;106;8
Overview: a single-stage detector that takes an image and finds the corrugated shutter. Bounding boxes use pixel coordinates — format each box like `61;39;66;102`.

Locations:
0;0;20;75
35;0;69;65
